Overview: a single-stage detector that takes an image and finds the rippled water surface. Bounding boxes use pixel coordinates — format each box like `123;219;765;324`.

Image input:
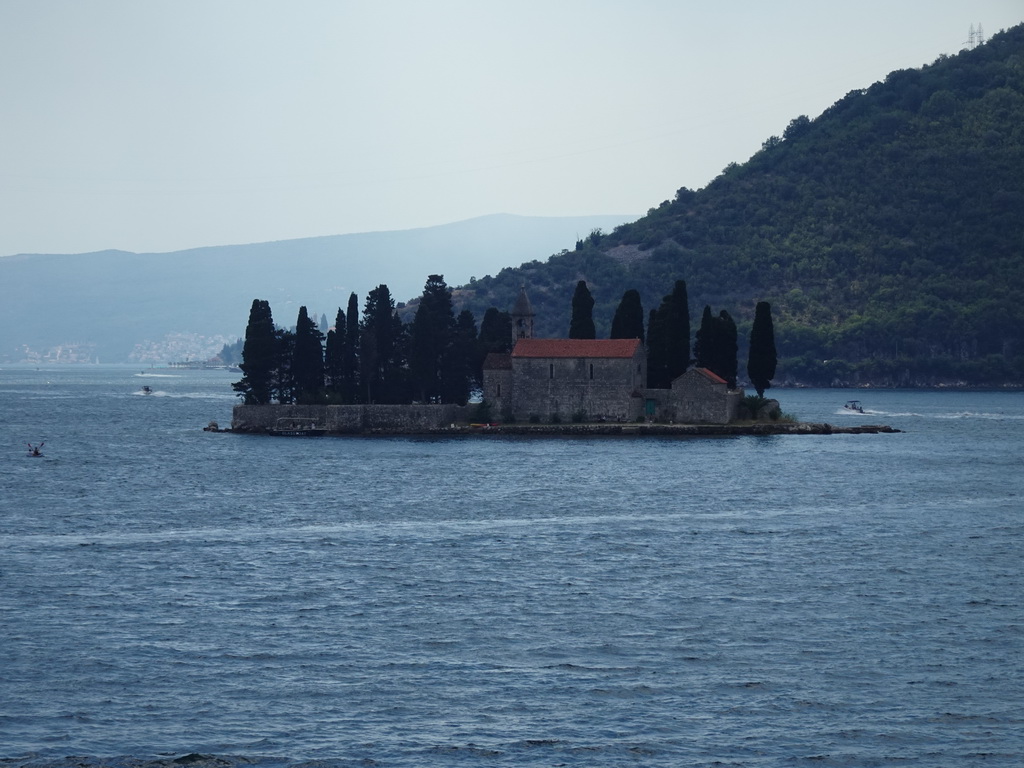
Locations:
1;366;1022;767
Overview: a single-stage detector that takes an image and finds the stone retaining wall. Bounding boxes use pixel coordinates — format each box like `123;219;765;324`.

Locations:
232;403;473;434
229;405;899;437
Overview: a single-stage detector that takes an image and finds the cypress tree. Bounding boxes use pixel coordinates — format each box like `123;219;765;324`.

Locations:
747;301;778;397
410;274;456;403
342;292;360;403
664;280;691;382
292;306;325;404
646;305;670;389
362;284;405;403
478;307;512;353
716;310;738;389
476;307;513;385
444;309;477;405
568;280;596;339
647;281;691;388
232;299;277;404
388;308;410;403
694;306;738;388
324;307;345;398
693;305;716;371
610;289;645;342
272;327;296;404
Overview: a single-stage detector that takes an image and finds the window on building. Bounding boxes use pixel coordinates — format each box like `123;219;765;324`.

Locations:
497;383;501;397
589;363;594;380
549;363;554;379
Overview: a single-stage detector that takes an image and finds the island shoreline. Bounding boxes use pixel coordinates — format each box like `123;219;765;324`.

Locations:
221;422;901;437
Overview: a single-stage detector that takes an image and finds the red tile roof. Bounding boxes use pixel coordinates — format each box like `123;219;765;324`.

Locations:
695;367;727;384
512;338;643;359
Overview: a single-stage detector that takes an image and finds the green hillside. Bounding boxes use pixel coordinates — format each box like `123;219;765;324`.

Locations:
457;24;1024;387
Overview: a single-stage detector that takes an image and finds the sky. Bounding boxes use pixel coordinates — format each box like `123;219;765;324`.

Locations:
2;0;1022;257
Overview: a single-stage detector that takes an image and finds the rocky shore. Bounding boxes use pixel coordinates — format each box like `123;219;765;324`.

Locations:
445;422;901;436
227;402;900;437
223;421;900;437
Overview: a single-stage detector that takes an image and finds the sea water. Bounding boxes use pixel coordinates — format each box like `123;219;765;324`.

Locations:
1;366;1021;767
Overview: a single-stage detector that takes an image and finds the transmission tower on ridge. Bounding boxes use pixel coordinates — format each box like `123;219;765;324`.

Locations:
966;23;986;49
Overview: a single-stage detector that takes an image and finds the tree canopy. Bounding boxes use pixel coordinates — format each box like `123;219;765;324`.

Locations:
292;306;325;404
232;299;276;405
695;306;738;388
610;289;645;342
747;301;778;397
361;284;407;404
568;280;596;339
410;274;456;403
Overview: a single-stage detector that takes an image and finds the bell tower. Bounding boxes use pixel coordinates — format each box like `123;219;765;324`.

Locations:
511;285;534;341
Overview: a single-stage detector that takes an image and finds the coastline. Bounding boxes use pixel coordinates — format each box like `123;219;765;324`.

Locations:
452;422;902;436
221;421;901;437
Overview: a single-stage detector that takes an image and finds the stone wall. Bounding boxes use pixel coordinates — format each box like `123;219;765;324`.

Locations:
232;403;473;434
482;367;513;419
481;340;648;423
642;369;743;424
502;349;645;422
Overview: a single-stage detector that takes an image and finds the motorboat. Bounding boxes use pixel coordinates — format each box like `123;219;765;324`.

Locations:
844;400;865;413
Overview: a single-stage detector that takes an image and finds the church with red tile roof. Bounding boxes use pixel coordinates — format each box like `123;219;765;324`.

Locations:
483;287;741;424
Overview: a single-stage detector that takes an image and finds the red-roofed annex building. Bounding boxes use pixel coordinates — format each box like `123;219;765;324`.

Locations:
482;288;742;424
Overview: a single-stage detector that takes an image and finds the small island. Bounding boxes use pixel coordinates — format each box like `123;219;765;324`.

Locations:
228;279;898;437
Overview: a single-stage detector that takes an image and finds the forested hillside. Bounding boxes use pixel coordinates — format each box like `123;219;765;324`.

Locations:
457;24;1024;387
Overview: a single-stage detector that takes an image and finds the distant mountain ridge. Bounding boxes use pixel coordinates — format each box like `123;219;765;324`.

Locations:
457;24;1024;387
0;213;634;363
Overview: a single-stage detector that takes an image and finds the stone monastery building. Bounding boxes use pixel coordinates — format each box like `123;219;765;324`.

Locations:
483;287;742;424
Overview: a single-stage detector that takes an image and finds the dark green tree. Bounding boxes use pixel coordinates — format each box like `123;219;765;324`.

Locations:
361;284;406;403
664;280;691;382
646;305;670;389
232;299;277;404
445;309;477;404
747;301;778;396
716;309;738;389
693;305;716;371
324;306;345;399
272;327;296;404
410;274;456;403
695;308;738;388
390;316;411;403
610;289;645;342
568;280;596;339
292;306;325;403
476;307;513;385
479;307;514;350
647;281;691;388
342;292;360;403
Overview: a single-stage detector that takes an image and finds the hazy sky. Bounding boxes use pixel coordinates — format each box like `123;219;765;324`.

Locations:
2;0;1021;257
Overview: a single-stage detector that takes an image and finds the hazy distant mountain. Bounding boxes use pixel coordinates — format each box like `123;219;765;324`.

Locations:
0;213;633;363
